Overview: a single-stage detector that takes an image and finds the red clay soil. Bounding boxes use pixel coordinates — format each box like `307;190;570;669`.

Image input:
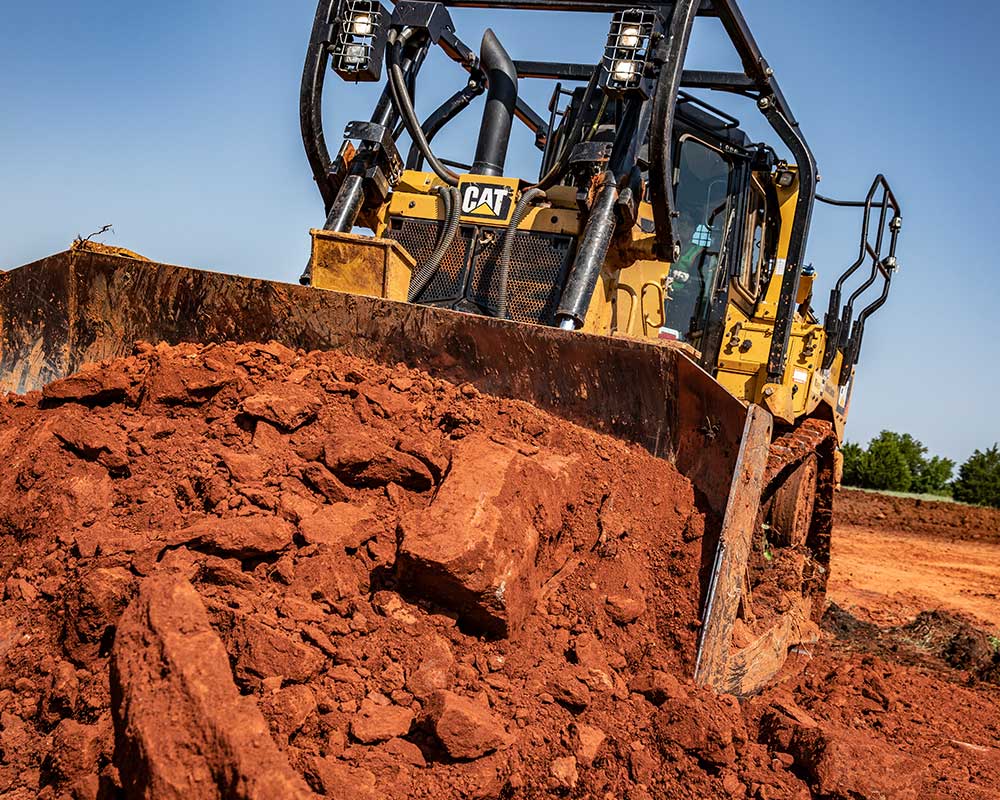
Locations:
830;489;1000;631
0;342;998;800
836;488;1000;544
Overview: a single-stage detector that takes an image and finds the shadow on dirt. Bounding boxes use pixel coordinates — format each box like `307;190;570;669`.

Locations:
823;603;1000;685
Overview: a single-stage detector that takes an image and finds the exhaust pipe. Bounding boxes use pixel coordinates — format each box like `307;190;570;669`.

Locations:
472;29;518;177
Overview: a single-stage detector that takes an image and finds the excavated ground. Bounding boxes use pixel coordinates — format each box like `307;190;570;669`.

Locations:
0;342;998;800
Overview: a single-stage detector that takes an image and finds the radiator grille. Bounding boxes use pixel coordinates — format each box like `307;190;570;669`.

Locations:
386;217;575;326
387;219;472;305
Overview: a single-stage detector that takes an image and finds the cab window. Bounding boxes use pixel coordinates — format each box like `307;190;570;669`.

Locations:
662;136;733;344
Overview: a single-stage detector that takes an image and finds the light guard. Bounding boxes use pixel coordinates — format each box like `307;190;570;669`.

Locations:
332;0;389;83
602;8;657;96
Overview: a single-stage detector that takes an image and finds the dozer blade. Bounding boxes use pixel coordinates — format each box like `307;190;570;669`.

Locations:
0;246;770;689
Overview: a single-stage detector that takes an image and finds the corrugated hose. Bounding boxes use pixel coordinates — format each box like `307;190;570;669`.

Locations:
408;185;462;302
496;187;547;320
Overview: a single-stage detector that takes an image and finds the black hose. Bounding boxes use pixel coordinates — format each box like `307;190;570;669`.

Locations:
409;186;462;302
496;188;546;319
386;33;460;186
530;67;601;191
406;83;481;171
556;173;619;329
300;0;339;211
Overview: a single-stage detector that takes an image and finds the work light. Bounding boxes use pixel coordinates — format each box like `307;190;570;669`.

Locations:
603;9;658;96
775;168;796;188
332;0;389;82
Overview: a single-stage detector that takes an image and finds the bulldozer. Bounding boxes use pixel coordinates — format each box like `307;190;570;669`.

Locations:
0;0;900;695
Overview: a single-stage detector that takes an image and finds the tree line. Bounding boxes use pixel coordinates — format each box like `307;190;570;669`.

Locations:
841;431;1000;507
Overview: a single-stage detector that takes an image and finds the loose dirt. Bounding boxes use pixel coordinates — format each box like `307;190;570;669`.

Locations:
1;343;999;800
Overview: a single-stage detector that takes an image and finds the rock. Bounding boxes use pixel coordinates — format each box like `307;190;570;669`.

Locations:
288;549;358;605
40;660;80;725
52;416;130;475
654;687;747;768
406;635;455;699
629;669;685;706
300;625;338;658
298;502;379;551
605;592;646;625
169;516;296;559
372;591;420;626
721;770;744;797
261;685;316;740
395;434;451;481
322;432;433;491
219;449;267;484
788;724;919;800
426;690;511;761
42;367;130;406
310;758;377;800
44;717;108;795
64;566;136;662
572;723;606;767
384;737;427;768
759;693;821;752
629;748;657;784
546;671;591;710
360;382;414;418
110;574;316;799
571;633;608;670
350;698;415;744
254;341;297;364
228;615;326;685
549;756;579;790
396;436;573;637
146;359;235;405
241;388;320;432
301;463;351;503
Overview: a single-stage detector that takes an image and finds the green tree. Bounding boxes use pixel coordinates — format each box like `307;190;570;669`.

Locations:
913;455;955;495
841;442;867;487
953;445;1000;507
859;433;912;491
843;431;954;494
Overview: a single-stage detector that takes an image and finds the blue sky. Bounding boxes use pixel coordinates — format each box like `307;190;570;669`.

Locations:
2;1;996;465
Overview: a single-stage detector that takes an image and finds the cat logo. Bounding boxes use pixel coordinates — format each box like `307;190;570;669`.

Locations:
460;182;514;223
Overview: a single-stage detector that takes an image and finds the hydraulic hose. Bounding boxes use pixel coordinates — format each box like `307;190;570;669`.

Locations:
409;185;462;302
530;67;601;191
300;0;339;211
496;187;546;319
387;31;460;186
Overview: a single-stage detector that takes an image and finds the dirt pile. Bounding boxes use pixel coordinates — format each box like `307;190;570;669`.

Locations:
0;340;726;799
0;341;996;799
836;489;1000;543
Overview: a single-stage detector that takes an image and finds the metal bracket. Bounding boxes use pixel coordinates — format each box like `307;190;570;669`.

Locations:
344;120;403;182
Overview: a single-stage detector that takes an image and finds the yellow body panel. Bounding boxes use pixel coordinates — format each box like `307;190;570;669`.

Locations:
309;229;414;302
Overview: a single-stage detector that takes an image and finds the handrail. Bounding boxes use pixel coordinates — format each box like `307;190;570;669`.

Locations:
817;175;902;380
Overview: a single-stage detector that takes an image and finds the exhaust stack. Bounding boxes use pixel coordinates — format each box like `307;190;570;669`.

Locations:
472;29;518;176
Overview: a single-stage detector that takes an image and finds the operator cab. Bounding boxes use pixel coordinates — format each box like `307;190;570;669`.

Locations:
545;84;781;352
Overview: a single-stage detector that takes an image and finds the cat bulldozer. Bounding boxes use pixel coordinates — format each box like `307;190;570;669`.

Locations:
0;0;901;694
